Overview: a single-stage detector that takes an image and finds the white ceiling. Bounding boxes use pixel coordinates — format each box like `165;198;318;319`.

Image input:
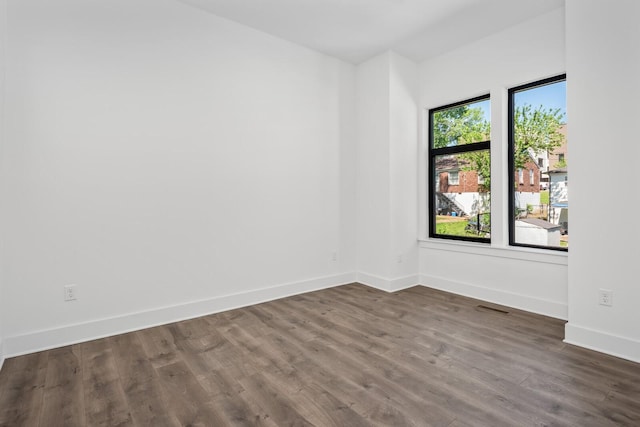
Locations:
177;0;565;64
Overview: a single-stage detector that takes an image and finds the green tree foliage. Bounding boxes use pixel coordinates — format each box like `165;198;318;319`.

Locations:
432;103;565;189
461;150;490;192
432;105;490;188
432;106;489;148
513;104;565;170
553;159;567;169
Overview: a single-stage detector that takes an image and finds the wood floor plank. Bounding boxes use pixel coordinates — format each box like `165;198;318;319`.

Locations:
110;333;178;427
136;325;181;369
277;291;548;423
39;345;86;427
156;361;227;426
296;382;372;427
270;331;455;426
1;283;639;426
237;372;315;427
204;367;273;426
258;302;483;424
0;351;48;427
231;333;372;427
82;339;134;426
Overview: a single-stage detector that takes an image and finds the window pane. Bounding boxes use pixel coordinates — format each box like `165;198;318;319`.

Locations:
432;99;490;148
510;77;567;250
434;151;490;239
429;95;490;244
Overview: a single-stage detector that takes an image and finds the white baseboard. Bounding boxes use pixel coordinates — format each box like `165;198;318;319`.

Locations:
5;269;638;369
419;273;568;320
356;272;420;293
564;323;640;364
3;272;356;359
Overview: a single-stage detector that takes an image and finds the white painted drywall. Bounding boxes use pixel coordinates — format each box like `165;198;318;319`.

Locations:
338;61;358;278
564;0;640;362
389;52;419;281
356;53;392;282
1;0;356;355
0;0;6;367
418;9;568;319
356;51;419;290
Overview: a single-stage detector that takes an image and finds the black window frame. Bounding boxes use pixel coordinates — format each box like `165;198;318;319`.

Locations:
508;74;567;252
428;94;491;243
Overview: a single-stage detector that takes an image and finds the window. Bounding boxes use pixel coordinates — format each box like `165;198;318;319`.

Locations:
509;75;567;250
449;171;459;185
429;95;490;242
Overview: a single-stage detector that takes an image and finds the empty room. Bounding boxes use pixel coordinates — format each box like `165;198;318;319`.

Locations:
0;0;638;425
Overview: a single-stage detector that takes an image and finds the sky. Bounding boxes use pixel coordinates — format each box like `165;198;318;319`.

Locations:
472;79;566;122
473;99;491;122
514;80;566;119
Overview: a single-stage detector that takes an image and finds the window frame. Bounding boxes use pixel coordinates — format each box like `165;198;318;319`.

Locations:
448;170;459;185
508;74;567;252
428;94;491;243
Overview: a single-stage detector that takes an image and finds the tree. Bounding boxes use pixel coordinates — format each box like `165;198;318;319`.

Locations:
553;159;567;169
513;104;565;171
432;105;490;189
432;103;565;188
432;106;489;148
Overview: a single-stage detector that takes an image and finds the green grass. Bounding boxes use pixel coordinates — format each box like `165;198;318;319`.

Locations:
435;219;468;236
435;216;489;238
435;214;491;238
540;190;549;204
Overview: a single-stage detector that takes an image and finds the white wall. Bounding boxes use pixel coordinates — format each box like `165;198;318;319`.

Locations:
356;53;392;282
418;9;568;319
389;53;419;283
564;0;640;362
1;0;356;356
356;51;419;291
0;0;6;368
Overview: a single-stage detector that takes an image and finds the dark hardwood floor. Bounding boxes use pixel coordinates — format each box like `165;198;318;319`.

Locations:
1;283;639;426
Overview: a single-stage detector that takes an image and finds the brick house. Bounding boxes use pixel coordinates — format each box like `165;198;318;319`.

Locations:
538;124;567;190
436;154;542;216
435;156;490;216
514;157;542;212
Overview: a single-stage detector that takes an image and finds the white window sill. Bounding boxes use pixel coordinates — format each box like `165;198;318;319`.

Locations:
418;238;568;266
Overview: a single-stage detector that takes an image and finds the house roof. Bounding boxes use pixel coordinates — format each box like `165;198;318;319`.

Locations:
435;156;462;172
548;167;568;174
516;218;561;230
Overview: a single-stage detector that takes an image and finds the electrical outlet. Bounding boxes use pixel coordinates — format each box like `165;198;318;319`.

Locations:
598;289;612;307
64;284;77;301
331;251;338;262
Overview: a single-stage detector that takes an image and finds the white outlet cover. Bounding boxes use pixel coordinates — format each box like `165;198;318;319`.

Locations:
598;289;612;306
64;285;77;301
